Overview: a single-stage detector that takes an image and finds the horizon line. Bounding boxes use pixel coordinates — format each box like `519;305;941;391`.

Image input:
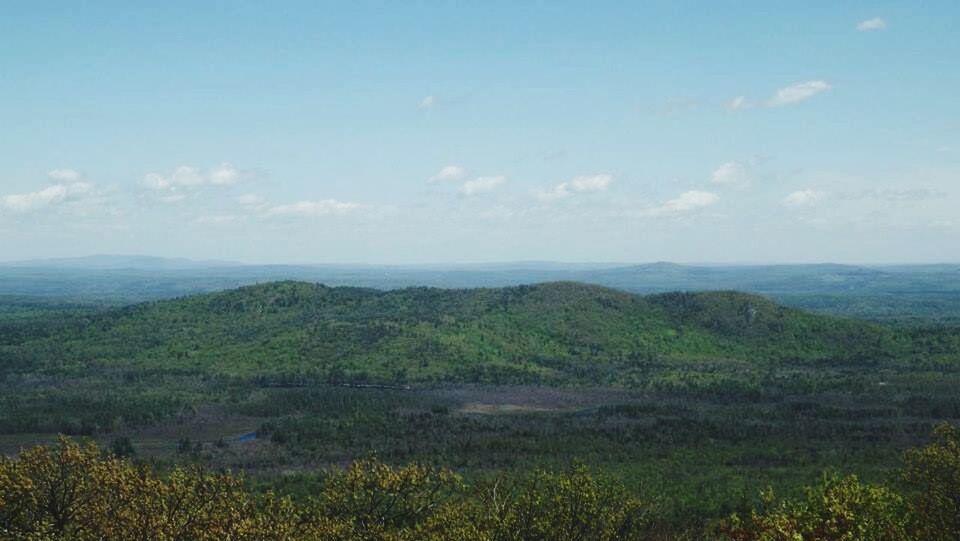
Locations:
1;254;959;268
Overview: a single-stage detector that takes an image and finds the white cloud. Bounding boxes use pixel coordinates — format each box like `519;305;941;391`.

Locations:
642;190;719;217
0;173;93;213
783;190;824;207
141;164;251;203
168;166;205;187
266;199;360;217
429;165;466;182
209;163;241;185
418;95;437;109
727;96;751;110
536;174;613;200
857;18;887;31
711;162;753;189
141;173;172;191
461;176;505;196
569;175;613;192
47;169;82;182
767;81;832;107
141;167;200;192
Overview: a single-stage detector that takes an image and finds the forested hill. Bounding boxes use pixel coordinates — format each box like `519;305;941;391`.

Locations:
4;281;953;385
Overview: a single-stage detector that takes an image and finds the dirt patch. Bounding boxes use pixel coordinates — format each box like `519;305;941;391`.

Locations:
431;385;643;415
458;403;554;415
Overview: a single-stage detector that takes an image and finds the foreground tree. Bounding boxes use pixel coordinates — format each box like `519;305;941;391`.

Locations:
3;425;959;541
0;437;337;540
718;423;960;541
315;456;463;540
902;422;960;541
718;475;909;541
464;466;653;541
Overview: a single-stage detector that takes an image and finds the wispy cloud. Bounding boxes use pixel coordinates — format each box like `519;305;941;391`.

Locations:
727;96;751;110
237;193;266;207
536;174;614;200
783;189;824;207
711;162;753;189
141;163;249;202
209;163;242;185
159;193;187;204
461;176;505;196
142;166;204;190
767;81;832;107
47;169;83;182
429;165;466;182
195;214;240;225
641;190;719;217
418;95;437;110
857;18;887;31
265;199;360;217
1;183;92;212
0;170;94;213
839;188;945;202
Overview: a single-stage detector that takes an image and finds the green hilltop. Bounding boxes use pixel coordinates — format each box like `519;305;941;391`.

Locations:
6;280;940;386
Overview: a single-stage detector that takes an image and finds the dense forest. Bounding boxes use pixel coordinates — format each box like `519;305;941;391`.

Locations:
2;425;959;540
3;260;960;324
4;280;957;383
1;281;959;538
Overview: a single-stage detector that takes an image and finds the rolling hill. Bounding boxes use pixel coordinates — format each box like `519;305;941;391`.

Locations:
2;281;926;386
3;258;960;323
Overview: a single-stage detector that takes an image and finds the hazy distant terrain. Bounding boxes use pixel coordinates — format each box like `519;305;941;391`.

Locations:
2;256;959;323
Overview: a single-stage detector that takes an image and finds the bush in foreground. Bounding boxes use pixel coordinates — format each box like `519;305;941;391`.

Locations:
0;438;650;540
1;425;958;540
719;423;960;541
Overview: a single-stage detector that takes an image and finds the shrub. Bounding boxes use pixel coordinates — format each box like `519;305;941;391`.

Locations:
719;475;909;541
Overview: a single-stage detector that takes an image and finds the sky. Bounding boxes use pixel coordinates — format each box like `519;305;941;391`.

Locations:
1;1;958;265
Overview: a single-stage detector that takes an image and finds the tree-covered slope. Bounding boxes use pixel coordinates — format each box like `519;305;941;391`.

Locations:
2;281;932;385
4;261;960;323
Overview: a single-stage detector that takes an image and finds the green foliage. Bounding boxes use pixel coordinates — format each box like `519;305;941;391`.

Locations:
470;466;653;541
720;475;909;541
0;383;186;435
2;282;960;538
5;261;960;323
108;436;135;458
719;424;960;540
7;281;946;386
0;438;652;541
902;422;960;541
316;457;463;539
0;437;339;540
3;428;960;540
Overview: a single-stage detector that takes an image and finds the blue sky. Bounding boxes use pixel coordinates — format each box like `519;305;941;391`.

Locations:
1;1;958;264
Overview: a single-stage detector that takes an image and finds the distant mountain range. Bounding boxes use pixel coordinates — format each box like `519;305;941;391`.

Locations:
1;255;959;323
1;255;241;270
